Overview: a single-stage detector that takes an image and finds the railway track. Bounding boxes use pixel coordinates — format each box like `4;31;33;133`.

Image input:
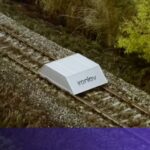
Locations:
0;24;150;128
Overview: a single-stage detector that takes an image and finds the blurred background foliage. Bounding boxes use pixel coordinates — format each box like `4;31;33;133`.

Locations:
35;0;135;47
118;0;150;62
17;0;149;62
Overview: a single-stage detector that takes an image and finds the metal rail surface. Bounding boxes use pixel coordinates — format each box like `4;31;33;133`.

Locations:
0;25;150;128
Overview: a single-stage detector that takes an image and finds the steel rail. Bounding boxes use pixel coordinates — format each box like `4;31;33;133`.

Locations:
1;22;150;145
0;24;149;121
1;52;123;127
103;86;150;115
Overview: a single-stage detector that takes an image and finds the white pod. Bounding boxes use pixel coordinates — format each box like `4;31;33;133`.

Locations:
39;53;108;95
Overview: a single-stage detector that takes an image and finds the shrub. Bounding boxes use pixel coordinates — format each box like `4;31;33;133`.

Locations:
84;0;135;47
36;0;89;29
118;0;150;62
35;0;135;47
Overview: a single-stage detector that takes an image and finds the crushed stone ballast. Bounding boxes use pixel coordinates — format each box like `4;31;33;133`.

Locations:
0;12;150;128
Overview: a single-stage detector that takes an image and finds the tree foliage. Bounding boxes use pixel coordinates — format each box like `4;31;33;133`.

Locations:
118;0;150;62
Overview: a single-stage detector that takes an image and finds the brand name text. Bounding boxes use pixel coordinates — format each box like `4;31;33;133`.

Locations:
77;76;96;85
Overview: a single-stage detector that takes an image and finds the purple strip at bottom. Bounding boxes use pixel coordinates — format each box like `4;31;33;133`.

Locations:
0;128;150;150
